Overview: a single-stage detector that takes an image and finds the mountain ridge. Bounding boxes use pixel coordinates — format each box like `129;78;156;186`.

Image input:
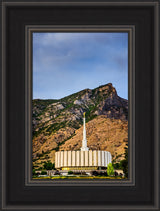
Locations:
32;83;128;169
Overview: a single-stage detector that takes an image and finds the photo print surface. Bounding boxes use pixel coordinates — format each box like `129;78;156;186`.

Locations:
32;32;128;179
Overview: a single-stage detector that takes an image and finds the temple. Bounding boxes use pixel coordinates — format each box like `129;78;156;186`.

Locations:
55;113;112;171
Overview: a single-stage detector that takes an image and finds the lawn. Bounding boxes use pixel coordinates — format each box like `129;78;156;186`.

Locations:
33;175;125;179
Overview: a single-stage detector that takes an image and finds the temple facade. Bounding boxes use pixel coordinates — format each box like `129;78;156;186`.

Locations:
55;113;112;170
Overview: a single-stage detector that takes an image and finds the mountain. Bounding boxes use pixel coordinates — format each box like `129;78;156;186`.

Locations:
32;83;128;169
60;116;128;159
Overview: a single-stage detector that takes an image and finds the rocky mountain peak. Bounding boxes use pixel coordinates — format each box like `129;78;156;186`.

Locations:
32;83;128;168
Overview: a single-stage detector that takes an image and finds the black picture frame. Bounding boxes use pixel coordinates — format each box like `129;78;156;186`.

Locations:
0;0;159;210
25;25;135;186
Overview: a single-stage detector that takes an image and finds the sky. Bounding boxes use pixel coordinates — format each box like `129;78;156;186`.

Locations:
33;32;128;100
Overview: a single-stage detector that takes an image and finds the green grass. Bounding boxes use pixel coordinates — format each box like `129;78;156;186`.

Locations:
33;175;125;180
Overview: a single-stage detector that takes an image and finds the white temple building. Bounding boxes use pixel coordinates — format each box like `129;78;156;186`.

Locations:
55;113;112;171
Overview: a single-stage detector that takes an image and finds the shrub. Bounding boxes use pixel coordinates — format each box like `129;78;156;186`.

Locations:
32;169;36;176
91;171;99;176
99;171;108;176
103;172;108;176
41;170;47;175
68;171;73;175
107;163;114;176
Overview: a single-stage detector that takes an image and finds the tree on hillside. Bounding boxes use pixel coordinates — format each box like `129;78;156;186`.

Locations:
32;169;36;176
52;163;55;170
107;163;114;176
43;161;53;170
120;144;128;177
112;162;120;170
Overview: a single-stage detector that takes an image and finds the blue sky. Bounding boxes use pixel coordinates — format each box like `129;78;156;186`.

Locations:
33;32;128;100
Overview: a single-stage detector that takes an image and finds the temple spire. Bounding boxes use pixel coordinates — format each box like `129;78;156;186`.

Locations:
81;112;89;151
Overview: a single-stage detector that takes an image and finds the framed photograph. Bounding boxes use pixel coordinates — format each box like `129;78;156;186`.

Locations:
30;27;132;183
1;0;159;210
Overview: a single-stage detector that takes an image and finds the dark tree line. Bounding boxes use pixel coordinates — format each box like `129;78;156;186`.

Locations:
113;144;128;177
43;161;55;170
